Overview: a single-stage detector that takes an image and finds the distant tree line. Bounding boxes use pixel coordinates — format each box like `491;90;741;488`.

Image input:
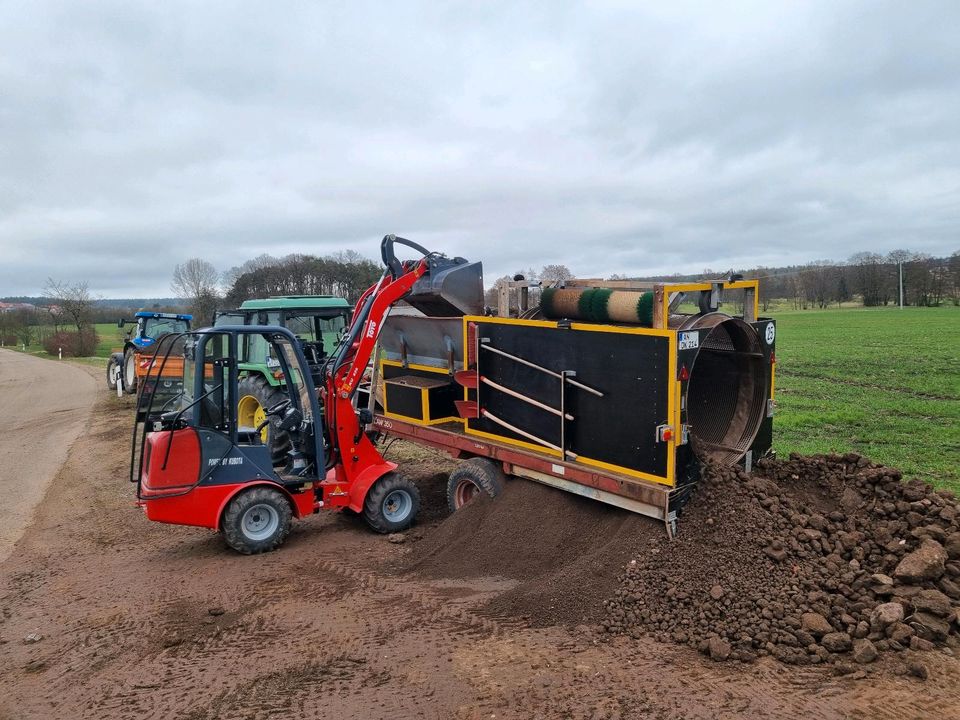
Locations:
221;251;381;309
164;250;382;324
483;250;959;315
737;250;959;310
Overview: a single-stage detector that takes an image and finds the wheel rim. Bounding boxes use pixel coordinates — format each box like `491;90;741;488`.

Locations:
382;489;413;523
125;356;135;387
241;503;280;541
237;395;268;443
454;479;480;509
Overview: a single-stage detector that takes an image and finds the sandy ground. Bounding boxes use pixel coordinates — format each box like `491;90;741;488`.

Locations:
0;349;96;563
1;389;959;719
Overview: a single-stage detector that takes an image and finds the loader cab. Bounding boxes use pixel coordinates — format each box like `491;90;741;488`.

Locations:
175;327;325;478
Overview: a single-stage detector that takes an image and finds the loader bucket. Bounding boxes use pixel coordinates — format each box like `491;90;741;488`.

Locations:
406;258;484;317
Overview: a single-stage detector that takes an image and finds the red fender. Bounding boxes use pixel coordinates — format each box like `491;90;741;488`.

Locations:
322;460;397;513
346;461;397;513
143;480;313;530
214;481;315;527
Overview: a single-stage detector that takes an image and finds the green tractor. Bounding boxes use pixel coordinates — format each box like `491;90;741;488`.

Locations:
214;295;352;463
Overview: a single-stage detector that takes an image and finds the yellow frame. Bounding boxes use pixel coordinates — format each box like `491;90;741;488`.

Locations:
656;279;760;330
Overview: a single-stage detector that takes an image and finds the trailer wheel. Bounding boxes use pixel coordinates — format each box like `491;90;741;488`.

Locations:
237;375;291;465
222;486;293;554
123;348;138;394
446;458;505;512
106;352;124;390
362;473;420;534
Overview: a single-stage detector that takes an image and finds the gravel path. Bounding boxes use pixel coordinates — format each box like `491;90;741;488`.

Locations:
0;349;96;562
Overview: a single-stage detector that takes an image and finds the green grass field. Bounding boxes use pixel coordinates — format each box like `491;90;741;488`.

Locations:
769;306;960;494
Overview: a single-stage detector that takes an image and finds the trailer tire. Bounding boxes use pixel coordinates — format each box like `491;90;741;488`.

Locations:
106;352;124;390
237;375;291;465
123;348;138;394
362;473;420;534
221;486;293;554
447;458;505;513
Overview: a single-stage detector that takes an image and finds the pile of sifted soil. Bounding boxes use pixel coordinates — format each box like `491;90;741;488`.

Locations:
604;454;960;667
404;478;655;626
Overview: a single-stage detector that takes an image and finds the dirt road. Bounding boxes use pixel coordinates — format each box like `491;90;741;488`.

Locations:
0;349;96;563
1;391;959;719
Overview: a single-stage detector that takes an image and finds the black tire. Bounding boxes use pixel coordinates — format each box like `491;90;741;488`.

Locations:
106;352;124;390
362;473;421;534
237;374;291;465
446;458;505;513
122;348;138;394
221;486;293;554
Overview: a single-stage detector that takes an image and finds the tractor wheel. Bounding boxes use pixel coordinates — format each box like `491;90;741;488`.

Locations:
123;349;138;394
237;375;291;465
221;486;293;554
106;352;124;390
362;473;421;534
446;458;505;513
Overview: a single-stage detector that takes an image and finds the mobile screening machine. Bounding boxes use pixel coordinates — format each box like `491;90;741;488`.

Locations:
130;235;774;552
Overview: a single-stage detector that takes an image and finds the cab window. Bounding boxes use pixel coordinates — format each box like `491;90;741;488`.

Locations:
285;314;317;342
199;333;232;431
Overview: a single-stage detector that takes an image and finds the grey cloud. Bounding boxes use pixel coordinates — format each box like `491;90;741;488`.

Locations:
0;1;958;296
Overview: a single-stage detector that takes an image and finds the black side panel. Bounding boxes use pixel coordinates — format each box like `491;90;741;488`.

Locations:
469;322;671;479
197;429;280;485
385;383;425;421
427;383;458;421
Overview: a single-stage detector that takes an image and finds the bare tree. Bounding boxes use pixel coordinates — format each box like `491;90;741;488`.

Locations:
540;264;573;283
329;249;366;265
848;252;888;306
949;251;960;305
13;312;34;347
0;311;12;345
42;278;96;333
172;258;221;323
222;253;279;287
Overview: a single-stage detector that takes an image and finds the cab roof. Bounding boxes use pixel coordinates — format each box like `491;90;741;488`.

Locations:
238;296;350;311
134;311;193;320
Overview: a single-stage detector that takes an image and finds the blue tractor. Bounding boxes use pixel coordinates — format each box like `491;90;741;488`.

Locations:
107;311;193;395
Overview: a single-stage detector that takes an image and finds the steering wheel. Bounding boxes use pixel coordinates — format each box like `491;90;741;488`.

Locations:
265;399;292;417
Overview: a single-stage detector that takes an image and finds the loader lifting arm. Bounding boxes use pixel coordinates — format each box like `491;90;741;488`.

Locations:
320;236;431;503
331;236;430;401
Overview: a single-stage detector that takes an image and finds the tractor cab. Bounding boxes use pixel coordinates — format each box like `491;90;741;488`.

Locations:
215;297;351;381
109;312;194;401
213;297;352;461
133;326;324;552
122;311;193;350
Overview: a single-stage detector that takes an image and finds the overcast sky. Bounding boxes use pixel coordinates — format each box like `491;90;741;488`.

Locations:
1;1;958;297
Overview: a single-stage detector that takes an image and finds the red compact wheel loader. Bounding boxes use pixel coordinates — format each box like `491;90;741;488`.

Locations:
130;236;483;553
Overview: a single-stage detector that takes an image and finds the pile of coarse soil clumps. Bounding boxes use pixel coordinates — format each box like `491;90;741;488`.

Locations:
404;478;655;626
603;453;960;670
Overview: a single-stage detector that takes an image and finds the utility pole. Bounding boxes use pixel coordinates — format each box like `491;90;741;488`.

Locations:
899;260;904;309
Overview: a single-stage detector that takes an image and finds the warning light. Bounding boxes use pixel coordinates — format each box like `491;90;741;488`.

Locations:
678;365;690;382
770;352;776;365
662;427;674;442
